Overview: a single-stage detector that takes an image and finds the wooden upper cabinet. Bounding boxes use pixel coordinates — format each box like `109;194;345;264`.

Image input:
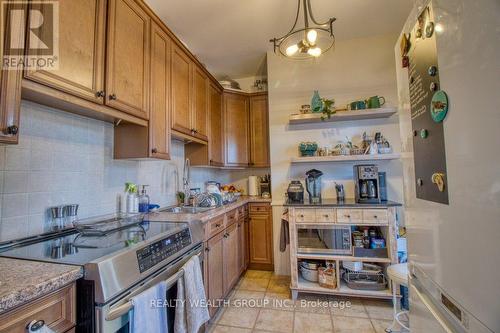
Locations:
106;0;150;119
149;23;170;159
192;66;208;140
171;44;192;136
224;92;249;167
249;93;270;167
208;84;223;166
0;1;24;143
24;0;106;104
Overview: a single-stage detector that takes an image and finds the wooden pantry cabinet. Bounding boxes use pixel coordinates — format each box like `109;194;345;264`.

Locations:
223;91;249;167
249;93;270;167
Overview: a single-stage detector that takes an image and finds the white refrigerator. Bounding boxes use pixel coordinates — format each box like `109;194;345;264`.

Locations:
395;0;499;332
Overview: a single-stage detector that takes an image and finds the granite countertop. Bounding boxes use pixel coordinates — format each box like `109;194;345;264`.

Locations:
0;258;83;314
284;198;402;207
147;195;272;223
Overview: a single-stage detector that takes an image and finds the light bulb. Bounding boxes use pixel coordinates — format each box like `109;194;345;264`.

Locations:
307;29;318;44
308;47;322;57
435;23;444;33
286;44;299;56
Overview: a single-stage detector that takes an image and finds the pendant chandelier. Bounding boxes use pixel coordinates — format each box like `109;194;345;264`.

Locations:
270;0;336;59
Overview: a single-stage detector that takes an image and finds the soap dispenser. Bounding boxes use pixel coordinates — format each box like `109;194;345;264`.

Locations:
138;185;150;213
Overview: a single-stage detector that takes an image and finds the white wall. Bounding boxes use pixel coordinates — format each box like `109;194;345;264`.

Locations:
267;34;405;275
0;101;265;242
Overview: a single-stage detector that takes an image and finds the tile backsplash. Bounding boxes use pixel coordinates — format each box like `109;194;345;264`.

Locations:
0;101;268;241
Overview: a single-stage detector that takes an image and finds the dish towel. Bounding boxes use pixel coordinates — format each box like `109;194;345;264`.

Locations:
280;209;290;252
174;255;210;333
130;281;168;333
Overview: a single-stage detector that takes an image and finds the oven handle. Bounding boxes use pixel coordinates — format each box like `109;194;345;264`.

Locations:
105;248;203;321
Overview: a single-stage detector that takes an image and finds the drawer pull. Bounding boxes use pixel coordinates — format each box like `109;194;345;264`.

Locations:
323;214;329;218
299;214;304;218
27;320;45;332
215;223;221;228
345;215;351;218
374;215;378;219
205;247;210;252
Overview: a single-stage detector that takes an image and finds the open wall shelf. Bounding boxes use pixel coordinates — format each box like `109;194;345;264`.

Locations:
291;153;401;164
289;107;397;125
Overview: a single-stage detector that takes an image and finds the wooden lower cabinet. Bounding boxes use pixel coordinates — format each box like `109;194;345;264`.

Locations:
0;283;76;333
248;203;274;271
205;231;224;317
205;207;250;317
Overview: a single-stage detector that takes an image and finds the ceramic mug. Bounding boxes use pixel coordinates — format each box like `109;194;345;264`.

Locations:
367;96;386;109
350;100;366;110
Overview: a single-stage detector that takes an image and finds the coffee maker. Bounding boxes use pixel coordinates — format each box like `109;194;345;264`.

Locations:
354;165;381;203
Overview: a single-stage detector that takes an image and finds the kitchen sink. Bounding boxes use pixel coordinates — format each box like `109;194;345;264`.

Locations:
161;206;215;214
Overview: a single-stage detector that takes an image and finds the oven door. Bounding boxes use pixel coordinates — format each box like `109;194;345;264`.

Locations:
296;224;352;255
95;244;203;333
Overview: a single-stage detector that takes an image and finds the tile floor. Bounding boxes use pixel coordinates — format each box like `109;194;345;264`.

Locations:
207;270;397;333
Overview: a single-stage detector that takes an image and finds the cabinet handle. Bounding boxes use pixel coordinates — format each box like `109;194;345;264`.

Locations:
26;319;45;331
205;247;210;252
345;215;351;218
324;214;329;218
6;125;18;135
96;90;105;98
152;148;158;154
299;214;304;218
374;215;378;219
109;94;117;100
215;223;221;228
209;159;213;164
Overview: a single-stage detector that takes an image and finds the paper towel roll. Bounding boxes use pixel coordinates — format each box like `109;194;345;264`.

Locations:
248;176;259;196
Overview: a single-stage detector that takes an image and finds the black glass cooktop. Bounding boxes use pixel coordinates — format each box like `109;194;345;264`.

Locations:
0;221;187;266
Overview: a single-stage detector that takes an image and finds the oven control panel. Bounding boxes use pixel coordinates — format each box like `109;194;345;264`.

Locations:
136;228;192;273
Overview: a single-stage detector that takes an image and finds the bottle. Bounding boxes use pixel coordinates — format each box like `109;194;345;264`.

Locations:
125;182;139;214
363;229;370;249
138;185;150;213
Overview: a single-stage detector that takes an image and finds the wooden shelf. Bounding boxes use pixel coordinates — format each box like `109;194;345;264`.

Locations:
296;253;392;263
291;153;400;164
289;107;397;125
294;277;392;299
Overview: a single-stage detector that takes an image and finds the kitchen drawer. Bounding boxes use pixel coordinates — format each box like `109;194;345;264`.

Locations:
0;283;76;333
226;209;238;226
315;209;336;223
294;208;316;223
249;203;269;215
336;209;363;223
362;209;388;224
206;215;225;239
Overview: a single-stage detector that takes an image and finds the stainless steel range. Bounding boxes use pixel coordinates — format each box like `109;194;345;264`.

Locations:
0;214;204;333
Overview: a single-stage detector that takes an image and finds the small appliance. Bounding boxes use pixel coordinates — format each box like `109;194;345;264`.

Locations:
287;181;304;203
305;169;323;204
354;165;381;203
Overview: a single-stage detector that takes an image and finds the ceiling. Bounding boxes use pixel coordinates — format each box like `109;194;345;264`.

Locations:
145;0;413;79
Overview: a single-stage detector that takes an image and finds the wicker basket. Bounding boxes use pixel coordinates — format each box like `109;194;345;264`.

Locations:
350;148;366;155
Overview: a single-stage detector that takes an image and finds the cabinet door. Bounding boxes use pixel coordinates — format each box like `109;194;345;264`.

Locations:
0;1;24;143
171;45;192;135
192;66;208;141
237;217;246;274
224;92;249;166
149;23;170;159
249;94;270;167
206;232;224;317
249;207;273;270
223;223;239;294
106;0;150;119
25;0;106;104
209;84;223;166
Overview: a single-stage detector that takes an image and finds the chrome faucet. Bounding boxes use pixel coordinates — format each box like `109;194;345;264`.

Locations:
182;158;191;206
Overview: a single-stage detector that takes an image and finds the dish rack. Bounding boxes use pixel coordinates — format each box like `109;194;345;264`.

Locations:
74;213;145;236
342;263;387;291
